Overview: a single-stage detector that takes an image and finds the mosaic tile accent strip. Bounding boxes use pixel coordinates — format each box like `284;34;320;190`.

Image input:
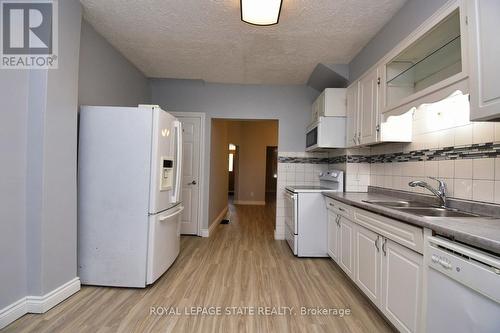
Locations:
279;143;500;164
347;155;371;163
368;142;500;163
329;155;347;164
278;156;330;164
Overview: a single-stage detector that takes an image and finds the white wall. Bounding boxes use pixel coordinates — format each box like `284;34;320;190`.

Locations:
151;79;319;230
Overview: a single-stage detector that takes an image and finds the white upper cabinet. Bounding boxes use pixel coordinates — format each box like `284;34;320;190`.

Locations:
346;82;359;146
467;0;500;121
359;67;380;145
381;1;469;116
345;67;412;148
310;88;347;124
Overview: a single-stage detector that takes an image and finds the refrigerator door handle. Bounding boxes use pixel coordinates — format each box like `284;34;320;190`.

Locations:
172;120;183;203
159;206;184;221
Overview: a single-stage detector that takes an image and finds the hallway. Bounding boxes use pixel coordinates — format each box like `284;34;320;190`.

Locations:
5;202;393;333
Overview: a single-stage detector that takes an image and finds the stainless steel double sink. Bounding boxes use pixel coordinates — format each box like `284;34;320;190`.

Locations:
362;200;481;218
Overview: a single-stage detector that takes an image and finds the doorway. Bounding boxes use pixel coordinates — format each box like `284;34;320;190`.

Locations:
228;144;239;202
208;119;278;229
265;146;278;201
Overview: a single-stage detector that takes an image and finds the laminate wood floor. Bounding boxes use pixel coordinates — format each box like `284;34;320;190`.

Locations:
4;198;393;333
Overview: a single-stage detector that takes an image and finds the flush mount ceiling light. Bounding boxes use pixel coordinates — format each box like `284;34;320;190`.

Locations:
240;0;283;26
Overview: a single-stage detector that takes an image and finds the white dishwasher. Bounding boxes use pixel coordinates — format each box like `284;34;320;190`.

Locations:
425;236;500;332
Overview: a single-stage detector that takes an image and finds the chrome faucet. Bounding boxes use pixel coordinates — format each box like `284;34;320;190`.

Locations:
408;177;447;207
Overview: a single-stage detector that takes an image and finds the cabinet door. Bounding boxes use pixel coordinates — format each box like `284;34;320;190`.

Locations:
338;217;355;279
381;239;423;333
311;99;318;123
346;82;359;147
354;225;381;306
327;211;340;261
468;0;500;121
317;91;325;117
359;67;379;145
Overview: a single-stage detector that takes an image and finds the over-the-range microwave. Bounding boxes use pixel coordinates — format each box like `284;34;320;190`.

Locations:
305;116;346;151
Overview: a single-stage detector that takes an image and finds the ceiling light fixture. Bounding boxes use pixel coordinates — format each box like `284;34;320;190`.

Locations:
240;0;283;26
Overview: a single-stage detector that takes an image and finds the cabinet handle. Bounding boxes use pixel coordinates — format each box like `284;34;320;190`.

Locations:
329;202;335;207
336;215;341;227
358;133;361;143
382;238;387;256
376;124;380;132
338;207;346;212
375;236;380;252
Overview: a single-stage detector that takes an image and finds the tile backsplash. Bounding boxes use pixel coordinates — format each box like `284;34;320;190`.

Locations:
275;151;330;239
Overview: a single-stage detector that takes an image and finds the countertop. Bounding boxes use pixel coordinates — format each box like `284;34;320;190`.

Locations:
323;191;500;255
286;186;340;193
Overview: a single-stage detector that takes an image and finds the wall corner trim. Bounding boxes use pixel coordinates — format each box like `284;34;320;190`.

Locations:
274;229;285;240
0;278;81;329
210;206;229;237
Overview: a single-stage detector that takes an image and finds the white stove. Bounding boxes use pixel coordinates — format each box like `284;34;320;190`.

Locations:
284;170;344;257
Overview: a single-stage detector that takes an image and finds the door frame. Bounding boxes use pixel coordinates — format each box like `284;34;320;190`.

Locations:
171;111;206;237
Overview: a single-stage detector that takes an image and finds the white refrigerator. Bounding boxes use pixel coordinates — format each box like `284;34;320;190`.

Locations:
78;104;183;287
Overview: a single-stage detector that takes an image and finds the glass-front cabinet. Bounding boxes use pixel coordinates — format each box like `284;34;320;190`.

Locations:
382;3;468;113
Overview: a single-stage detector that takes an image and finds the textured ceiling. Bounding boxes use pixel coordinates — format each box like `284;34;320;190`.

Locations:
80;0;407;85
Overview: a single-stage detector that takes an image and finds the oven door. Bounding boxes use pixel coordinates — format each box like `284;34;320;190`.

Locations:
284;189;297;234
306;125;318;150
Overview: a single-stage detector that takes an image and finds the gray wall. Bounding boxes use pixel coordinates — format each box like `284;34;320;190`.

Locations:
1;0;81;310
151;79;318;152
150;79;319;230
0;71;29;309
349;0;449;81
78;20;150;107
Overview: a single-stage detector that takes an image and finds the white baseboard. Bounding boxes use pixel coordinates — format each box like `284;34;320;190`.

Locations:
199;229;209;237
0;298;27;330
233;200;265;205
26;278;80;313
200;206;228;238
0;278;80;329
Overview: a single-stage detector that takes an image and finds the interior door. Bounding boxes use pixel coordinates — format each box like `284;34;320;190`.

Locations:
176;115;201;235
359;67;379;145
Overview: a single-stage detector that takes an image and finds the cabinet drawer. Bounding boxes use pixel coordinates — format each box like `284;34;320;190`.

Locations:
353;208;423;254
325;197;353;219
